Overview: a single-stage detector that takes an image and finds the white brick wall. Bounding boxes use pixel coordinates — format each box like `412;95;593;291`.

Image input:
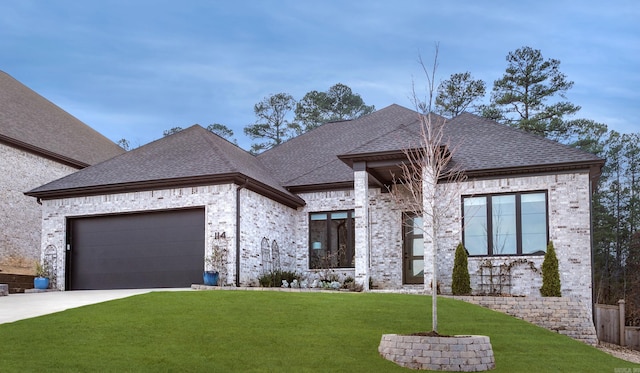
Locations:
0;143;78;273
237;188;298;286
432;172;593;304
41;185;237;289
39;184;302;289
296;171;593;305
37;169;593;304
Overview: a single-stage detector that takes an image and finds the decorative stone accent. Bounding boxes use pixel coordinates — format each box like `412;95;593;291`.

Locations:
0;284;8;296
379;334;495;371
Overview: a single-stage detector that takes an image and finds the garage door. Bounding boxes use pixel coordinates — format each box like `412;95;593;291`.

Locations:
67;208;205;290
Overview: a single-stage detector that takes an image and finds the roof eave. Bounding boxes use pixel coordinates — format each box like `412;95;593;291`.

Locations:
26;173;306;209
0;134;89;169
464;159;605;185
286;181;354;194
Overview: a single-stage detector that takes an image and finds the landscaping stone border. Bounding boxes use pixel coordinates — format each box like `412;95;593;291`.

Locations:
379;334;495;371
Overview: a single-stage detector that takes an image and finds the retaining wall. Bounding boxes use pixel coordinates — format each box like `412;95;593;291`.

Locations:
453;296;598;346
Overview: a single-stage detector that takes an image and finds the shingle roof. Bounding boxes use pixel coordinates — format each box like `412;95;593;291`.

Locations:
27;125;305;207
257;104;424;187
442;112;603;174
259;104;603;189
27;104;603;202
0;70;124;167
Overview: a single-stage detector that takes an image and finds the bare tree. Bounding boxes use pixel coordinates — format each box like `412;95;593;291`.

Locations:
389;45;467;333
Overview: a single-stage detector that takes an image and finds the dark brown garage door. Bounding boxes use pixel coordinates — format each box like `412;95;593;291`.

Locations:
67;208;205;290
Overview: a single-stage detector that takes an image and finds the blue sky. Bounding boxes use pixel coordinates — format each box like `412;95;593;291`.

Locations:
1;1;638;150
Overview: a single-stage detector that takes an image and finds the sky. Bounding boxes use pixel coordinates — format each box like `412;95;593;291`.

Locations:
1;1;638;150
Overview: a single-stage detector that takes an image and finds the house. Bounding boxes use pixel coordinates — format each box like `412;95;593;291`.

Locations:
0;70;125;276
26;104;603;307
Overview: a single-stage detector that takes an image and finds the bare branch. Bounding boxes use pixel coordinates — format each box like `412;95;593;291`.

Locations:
387;44;467;333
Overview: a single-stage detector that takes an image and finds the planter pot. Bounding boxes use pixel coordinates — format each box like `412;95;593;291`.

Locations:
203;271;219;286
34;277;50;290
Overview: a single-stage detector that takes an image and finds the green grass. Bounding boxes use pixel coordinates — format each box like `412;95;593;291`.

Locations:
0;291;637;372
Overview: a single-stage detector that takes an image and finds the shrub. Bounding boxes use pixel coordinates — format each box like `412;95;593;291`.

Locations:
451;242;471;295
540;241;561;297
341;276;363;292
258;270;300;287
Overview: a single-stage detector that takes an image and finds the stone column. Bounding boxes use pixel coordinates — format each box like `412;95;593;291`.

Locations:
353;162;370;290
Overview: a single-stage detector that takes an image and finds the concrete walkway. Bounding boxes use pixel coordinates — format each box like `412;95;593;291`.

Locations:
0;288;191;324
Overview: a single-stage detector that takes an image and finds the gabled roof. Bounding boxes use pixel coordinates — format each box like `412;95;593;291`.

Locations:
27;125;305;208
0;70;124;167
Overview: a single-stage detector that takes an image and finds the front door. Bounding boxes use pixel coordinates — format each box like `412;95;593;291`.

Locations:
403;214;424;284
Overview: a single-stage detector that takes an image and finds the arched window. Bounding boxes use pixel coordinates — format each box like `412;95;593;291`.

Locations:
271;240;280;271
261;237;272;273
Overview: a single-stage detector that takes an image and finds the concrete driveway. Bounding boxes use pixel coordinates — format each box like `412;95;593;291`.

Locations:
0;288;191;324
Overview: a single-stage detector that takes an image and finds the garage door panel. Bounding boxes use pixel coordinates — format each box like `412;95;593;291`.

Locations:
69;208;205;290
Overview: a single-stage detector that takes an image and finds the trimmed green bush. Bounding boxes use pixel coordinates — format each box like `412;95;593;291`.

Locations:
540;241;561;297
451;242;472;295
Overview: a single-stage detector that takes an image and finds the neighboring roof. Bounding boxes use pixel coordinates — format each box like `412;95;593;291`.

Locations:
0;70;124;167
26;125;305;208
259;104;603;190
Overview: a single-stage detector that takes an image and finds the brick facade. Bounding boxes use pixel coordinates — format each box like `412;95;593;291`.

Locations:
40;185;237;289
0;143;78;274
38;169;593;307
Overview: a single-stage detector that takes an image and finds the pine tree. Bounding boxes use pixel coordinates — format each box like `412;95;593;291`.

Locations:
540;241;561;297
451;242;471;295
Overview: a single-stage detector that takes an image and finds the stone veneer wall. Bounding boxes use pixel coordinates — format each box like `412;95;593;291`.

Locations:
0;143;78;273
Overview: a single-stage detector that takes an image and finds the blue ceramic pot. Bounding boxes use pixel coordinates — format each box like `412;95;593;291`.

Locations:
34;277;50;290
203;271;219;286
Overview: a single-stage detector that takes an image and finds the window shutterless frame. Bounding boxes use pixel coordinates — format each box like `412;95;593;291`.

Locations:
461;191;549;256
308;210;355;269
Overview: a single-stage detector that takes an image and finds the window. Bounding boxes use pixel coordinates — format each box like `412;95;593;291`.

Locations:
309;211;355;269
462;192;548;256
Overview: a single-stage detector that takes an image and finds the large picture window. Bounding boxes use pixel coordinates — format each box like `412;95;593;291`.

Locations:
309;211;355;269
462;192;548;256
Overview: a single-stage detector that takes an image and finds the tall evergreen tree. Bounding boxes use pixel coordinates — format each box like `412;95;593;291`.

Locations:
295;83;374;131
540;241;561;297
244;93;300;154
451;243;471;295
489;46;580;140
435;72;485;118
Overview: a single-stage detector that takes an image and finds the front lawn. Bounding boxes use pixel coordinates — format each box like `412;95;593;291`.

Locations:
0;291;636;372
